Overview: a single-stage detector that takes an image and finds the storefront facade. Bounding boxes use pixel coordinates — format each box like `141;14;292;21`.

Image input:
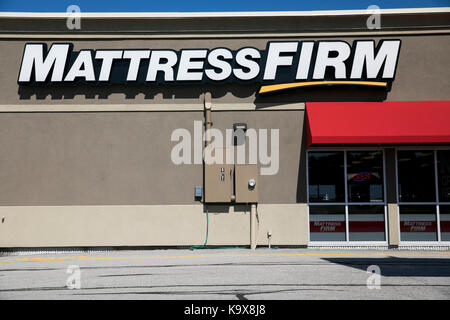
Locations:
307;147;450;246
0;8;449;249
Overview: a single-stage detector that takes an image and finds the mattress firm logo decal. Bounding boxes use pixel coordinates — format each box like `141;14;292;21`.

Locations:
17;40;401;94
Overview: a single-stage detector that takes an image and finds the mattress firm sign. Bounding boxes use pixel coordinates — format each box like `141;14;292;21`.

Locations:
17;40;401;94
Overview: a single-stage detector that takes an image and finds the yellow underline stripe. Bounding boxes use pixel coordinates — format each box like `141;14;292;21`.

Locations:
1;252;449;264
259;81;387;94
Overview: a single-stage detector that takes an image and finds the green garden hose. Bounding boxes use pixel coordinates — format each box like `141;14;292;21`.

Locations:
189;207;275;250
190;209;209;249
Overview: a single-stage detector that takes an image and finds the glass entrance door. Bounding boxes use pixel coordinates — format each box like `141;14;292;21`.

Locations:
307;149;387;244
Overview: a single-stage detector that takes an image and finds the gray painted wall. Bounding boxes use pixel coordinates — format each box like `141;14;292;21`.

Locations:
0;110;304;205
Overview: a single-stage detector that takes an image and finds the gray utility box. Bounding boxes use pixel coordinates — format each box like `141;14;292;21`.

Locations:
235;164;259;203
204;164;233;203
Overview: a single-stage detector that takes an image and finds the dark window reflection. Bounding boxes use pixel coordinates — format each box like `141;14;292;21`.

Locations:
310;206;346;241
308;152;345;202
400;205;437;241
398;151;436;202
437;150;450;203
347;151;384;203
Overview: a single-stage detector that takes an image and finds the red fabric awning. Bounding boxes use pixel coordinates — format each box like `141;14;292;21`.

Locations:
306;101;450;147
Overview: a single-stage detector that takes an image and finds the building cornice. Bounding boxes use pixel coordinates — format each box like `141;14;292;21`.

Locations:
0;8;449;37
0;7;449;18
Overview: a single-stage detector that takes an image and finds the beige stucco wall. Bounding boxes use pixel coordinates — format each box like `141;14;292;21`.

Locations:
0;204;308;247
387;204;400;246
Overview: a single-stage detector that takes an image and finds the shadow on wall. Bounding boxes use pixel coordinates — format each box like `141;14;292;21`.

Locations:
296;123;308;203
18;83;387;104
18;83;255;101
203;204;251;214
322;257;450;277
256;86;388;105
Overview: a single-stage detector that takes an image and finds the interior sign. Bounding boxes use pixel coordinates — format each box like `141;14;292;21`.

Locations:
18;40;401;94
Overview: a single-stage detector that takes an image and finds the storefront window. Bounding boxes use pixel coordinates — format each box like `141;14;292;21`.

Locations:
397;151;436;202
309;148;450;244
308;150;386;243
397;149;450;242
399;205;437;241
308;152;345;202
437;150;450;203
348;205;385;241
347;151;384;203
309;206;346;241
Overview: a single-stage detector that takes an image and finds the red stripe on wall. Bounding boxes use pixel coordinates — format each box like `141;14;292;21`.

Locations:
349;221;385;232
440;221;450;233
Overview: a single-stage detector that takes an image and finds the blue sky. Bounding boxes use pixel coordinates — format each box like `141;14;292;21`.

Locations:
0;0;449;12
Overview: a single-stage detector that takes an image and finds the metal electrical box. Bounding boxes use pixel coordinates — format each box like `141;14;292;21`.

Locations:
235;164;259;203
204;164;233;203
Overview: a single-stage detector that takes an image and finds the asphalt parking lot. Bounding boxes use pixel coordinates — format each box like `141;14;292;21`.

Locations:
1;248;449;300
